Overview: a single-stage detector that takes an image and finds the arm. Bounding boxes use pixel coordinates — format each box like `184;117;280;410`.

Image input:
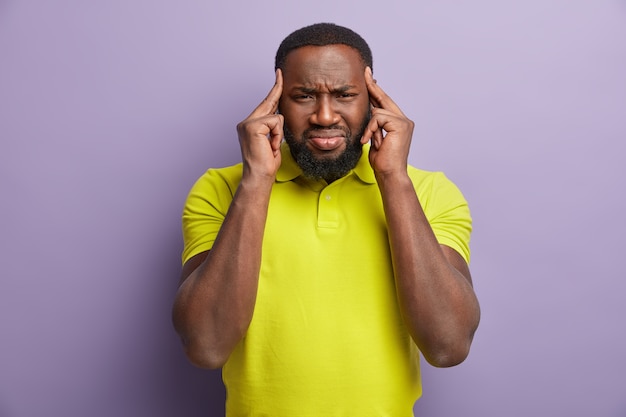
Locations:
362;67;480;367
172;70;284;369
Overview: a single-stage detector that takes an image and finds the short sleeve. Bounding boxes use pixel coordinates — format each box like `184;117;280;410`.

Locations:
413;170;472;264
181;166;241;265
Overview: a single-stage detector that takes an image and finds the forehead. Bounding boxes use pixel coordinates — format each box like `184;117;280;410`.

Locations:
282;44;365;87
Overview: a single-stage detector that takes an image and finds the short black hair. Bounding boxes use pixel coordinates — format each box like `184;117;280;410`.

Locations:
275;23;373;71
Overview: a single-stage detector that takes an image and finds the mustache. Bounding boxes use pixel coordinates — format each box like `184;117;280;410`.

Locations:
303;126;350;138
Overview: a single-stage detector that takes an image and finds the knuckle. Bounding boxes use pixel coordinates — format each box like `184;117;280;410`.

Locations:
237;120;256;136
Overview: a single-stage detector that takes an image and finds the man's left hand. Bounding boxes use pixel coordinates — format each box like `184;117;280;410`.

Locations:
361;66;415;178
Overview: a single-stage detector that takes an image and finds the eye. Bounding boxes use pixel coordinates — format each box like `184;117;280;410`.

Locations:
293;94;314;101
337;93;357;100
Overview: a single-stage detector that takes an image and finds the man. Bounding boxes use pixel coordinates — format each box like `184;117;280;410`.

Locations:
173;23;480;416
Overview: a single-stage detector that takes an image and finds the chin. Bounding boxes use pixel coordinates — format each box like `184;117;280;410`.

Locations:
308;146;347;160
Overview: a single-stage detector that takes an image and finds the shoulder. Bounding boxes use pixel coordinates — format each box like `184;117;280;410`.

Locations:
183;163;244;217
406;166;466;203
407;165;472;262
181;163;243;264
188;163;243;198
193;163;244;187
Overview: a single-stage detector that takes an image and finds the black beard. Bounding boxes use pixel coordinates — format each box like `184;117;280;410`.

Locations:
283;114;370;183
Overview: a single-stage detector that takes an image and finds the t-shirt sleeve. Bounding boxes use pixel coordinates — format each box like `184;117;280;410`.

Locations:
418;171;472;264
181;168;239;265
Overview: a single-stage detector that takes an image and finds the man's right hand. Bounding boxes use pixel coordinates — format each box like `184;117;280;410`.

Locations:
236;69;284;181
175;71;284;369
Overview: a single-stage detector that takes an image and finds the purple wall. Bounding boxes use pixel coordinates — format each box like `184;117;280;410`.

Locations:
1;1;625;416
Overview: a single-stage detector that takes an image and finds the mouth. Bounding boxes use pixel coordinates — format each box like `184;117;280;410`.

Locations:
306;130;346;152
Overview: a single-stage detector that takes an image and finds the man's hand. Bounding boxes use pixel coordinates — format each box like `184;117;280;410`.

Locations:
236;69;284;181
174;74;285;369
360;68;479;367
361;66;415;178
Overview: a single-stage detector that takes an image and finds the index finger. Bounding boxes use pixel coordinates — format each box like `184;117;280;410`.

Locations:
365;67;406;117
248;69;283;118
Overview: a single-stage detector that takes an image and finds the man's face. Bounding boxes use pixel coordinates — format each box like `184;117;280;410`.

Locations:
279;44;371;182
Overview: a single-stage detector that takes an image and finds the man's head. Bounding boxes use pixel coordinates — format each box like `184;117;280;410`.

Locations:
275;23;373;182
275;23;373;73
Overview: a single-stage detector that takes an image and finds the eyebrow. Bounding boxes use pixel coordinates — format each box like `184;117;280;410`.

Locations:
293;85;356;94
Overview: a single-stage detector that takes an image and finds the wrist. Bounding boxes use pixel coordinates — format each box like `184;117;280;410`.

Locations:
239;171;275;193
374;169;411;187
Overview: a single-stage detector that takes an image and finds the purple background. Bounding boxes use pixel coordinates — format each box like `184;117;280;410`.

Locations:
1;1;625;416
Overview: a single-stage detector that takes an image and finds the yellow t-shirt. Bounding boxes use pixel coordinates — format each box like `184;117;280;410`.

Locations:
182;143;472;416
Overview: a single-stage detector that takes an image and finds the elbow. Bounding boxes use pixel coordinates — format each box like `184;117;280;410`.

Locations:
172;304;232;369
423;307;481;368
423;342;472;368
420;326;478;368
187;354;227;370
181;337;230;370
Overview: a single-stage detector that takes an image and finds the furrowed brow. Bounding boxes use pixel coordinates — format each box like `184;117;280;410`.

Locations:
294;86;318;94
293;85;356;94
331;85;356;94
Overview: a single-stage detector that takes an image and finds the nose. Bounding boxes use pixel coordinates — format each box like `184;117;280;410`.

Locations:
310;95;341;127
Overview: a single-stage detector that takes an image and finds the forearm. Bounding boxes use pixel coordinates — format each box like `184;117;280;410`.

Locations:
173;176;273;368
376;172;480;367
